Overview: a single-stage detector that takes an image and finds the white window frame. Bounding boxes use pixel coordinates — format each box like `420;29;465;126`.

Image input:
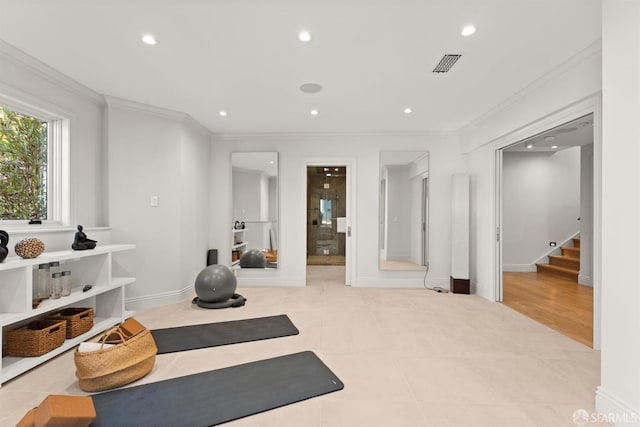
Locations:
0;95;70;227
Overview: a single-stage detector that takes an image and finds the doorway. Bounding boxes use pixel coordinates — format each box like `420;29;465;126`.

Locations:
496;113;596;347
305;162;352;285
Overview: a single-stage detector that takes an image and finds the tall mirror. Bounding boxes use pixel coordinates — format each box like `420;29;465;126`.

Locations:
231;152;278;269
379;151;429;270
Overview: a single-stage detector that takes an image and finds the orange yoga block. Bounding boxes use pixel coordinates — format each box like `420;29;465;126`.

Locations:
34;395;96;427
15;407;36;427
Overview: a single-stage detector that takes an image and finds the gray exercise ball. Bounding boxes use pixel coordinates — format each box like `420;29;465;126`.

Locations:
239;249;267;268
194;264;237;303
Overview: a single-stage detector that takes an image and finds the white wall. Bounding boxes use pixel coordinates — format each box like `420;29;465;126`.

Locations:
106;98;211;309
502;147;581;269
0;40;106;228
211;134;465;288
597;1;640;422
178;118;213;292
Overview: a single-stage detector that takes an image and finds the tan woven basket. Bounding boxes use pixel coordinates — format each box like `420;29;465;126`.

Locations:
6;319;67;357
46;307;94;338
74;325;157;392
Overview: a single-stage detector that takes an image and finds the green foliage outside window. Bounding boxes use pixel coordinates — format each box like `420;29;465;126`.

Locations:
0;107;48;220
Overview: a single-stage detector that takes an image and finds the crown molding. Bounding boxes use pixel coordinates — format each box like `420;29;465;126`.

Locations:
213;130;456;142
104;95;214;138
182;114;214;139
0;39;104;104
104;95;187;120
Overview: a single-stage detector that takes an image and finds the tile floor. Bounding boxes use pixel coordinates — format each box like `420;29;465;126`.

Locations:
1;266;609;426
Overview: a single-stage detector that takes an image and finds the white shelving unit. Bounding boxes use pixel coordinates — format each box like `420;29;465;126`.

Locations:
231;229;247;267
0;244;135;386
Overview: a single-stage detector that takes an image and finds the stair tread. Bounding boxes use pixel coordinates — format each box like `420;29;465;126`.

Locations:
536;263;579;274
561;246;580;259
548;255;580;264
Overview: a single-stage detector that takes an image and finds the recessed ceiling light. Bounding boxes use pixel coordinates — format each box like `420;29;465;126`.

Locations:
142;34;157;45
218;111;227;117
326;173;332;177
334;168;339;171
269;161;275;165
404;107;413;114
551;145;558;149
461;25;476;37
526;143;533;149
310;109;319;116
298;31;312;42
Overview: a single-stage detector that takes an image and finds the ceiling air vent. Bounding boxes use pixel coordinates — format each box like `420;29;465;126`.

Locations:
433;54;462;73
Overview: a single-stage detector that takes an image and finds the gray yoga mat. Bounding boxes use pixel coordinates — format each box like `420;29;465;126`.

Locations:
91;351;344;427
151;314;299;354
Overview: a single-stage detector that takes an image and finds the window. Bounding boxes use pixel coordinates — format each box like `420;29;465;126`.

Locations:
0;106;48;220
320;199;332;226
0;102;67;225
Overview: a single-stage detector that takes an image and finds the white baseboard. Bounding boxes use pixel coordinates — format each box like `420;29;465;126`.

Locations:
352;276;450;289
578;273;593;287
124;274;448;310
125;285;193;311
595;386;640;426
503;264;537;272
236;278;303;287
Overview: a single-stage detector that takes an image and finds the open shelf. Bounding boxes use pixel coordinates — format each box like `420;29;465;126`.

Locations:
0;244;135;387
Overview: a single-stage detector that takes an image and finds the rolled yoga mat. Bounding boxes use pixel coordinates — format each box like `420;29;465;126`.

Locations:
151;314;299;354
91;351;344;427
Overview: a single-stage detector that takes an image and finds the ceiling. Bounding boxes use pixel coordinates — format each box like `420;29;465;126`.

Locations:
0;0;601;135
504;113;594;152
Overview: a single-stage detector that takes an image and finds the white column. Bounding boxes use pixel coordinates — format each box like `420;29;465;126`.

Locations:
597;1;640;423
451;174;470;291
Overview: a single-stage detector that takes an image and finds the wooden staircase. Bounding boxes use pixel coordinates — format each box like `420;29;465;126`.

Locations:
536;238;580;281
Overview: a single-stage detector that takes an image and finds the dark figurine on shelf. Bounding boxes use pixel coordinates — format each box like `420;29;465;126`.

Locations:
0;230;8;262
72;225;97;250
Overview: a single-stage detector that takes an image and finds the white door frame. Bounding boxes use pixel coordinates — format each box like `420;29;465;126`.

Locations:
493;94;602;349
305;158;356;286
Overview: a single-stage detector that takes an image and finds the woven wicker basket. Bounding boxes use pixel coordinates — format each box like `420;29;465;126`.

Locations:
6;319;67;357
74;324;157;392
45;308;94;338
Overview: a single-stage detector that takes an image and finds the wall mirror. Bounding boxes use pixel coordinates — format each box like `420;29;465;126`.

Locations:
379;151;429;270
231;152;278;269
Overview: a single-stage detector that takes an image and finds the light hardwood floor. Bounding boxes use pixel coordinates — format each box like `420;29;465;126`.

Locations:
502;272;593;347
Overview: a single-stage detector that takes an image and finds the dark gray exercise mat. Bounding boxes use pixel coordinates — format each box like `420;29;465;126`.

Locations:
151;314;299;354
91;351;344;427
